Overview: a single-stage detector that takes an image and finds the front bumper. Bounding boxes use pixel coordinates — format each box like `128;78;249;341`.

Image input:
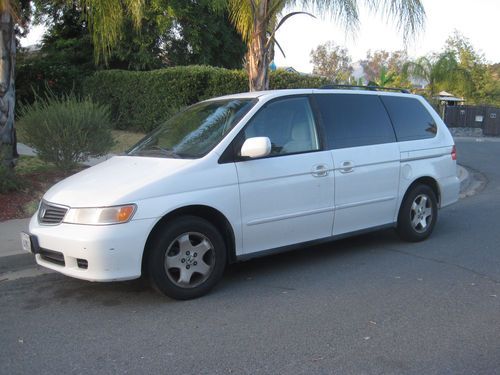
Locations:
28;215;157;282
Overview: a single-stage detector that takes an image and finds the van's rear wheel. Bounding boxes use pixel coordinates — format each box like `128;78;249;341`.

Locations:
397;184;438;242
148;216;226;300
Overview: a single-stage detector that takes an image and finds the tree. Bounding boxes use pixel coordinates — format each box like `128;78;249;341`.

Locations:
162;0;246;69
403;51;472;98
443;31;495;105
16;5;96;106
310;41;352;83
32;0;245;71
78;0;246;69
0;0;32;168
225;0;426;91
483;63;500;107
360;49;409;84
368;66;396;87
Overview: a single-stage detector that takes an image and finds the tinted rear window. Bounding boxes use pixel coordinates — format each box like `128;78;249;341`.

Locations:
380;96;437;141
315;94;396;149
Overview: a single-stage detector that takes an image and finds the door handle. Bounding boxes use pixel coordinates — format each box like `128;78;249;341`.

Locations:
339;161;354;174
312;164;329;177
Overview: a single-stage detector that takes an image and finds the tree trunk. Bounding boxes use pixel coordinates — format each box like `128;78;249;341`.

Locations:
247;3;269;92
0;11;17;168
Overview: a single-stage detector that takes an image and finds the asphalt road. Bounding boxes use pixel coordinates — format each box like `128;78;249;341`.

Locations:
1;138;499;375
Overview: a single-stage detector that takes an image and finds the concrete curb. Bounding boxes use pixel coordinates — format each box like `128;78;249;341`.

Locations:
457;165;468;185
453;136;500;143
458;165;487;199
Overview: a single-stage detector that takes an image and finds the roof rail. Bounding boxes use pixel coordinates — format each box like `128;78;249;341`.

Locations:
319;84;410;94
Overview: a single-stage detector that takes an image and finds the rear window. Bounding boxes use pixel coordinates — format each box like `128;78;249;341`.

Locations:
314;94;396;149
380;96;437;141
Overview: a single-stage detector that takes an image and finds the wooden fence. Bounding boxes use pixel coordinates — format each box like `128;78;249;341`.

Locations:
444;105;500;136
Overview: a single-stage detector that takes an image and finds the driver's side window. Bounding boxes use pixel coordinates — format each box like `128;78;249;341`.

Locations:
243;97;320;156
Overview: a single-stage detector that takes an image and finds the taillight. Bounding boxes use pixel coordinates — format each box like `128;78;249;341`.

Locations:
451;145;457;161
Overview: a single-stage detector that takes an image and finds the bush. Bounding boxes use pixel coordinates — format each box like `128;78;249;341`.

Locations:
83;65;330;132
0;164;24;193
83;66;247;132
16;40;95;111
18;93;114;171
0;144;24;193
269;69;330;89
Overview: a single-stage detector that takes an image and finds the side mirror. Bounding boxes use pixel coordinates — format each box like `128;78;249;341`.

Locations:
240;137;271;159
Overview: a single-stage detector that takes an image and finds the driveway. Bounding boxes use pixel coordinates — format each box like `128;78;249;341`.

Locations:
0;138;499;374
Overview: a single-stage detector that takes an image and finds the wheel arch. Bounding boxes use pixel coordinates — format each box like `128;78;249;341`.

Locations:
141;205;237;276
401;176;441;209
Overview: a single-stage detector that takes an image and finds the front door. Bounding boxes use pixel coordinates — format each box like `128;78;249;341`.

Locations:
235;96;335;255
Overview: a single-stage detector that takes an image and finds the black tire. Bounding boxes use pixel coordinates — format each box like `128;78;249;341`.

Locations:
397;184;438;242
147;215;226;300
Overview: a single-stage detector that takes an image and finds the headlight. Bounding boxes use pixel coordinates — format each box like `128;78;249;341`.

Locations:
63;204;137;225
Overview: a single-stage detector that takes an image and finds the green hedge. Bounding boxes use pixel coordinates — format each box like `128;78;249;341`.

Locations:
83;65;329;132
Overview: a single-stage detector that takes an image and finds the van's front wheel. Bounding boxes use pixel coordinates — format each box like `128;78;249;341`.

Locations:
397;184;438;242
148;216;226;300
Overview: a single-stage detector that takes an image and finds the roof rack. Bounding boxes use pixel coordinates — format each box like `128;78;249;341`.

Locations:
319;84;410;94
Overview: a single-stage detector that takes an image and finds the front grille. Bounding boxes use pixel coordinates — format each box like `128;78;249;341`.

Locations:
39;248;65;266
38;201;68;225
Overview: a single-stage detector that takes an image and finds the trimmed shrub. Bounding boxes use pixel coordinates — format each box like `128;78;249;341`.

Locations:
18;93;114;171
16;59;93;108
270;69;330;89
83;65;330;132
16;39;96;111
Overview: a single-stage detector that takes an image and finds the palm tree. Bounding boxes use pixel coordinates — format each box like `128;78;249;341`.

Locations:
0;0;18;168
226;0;426;91
368;66;396;88
403;51;472;97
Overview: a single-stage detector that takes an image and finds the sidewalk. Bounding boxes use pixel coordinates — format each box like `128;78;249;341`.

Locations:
0;218;30;257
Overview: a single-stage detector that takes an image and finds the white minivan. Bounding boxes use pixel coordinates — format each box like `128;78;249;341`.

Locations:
22;88;460;299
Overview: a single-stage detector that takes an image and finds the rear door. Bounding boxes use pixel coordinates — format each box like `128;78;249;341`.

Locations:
234;96;335;255
314;93;401;236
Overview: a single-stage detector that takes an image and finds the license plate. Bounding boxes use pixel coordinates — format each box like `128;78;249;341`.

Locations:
20;232;32;253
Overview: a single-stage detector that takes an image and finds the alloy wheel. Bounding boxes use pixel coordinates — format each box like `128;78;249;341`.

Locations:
164;232;215;288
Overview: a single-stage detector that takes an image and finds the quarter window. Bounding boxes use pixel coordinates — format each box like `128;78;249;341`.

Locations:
380;96;437;141
242;97;320;156
315;94;396;149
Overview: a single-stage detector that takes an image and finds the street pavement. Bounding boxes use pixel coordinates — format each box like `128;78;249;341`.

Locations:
0;138;499;374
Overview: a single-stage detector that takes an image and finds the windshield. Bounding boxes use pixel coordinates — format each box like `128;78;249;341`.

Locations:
128;98;256;159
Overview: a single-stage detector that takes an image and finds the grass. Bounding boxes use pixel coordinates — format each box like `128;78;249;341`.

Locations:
15;155;57;175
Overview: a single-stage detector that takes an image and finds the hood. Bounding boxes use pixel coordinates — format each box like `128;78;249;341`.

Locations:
43;156;193;207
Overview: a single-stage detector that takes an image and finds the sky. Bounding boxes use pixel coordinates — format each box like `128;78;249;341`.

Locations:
274;0;500;72
21;0;500;73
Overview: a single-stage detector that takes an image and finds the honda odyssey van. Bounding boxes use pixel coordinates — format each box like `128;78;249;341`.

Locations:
22;88;460;299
